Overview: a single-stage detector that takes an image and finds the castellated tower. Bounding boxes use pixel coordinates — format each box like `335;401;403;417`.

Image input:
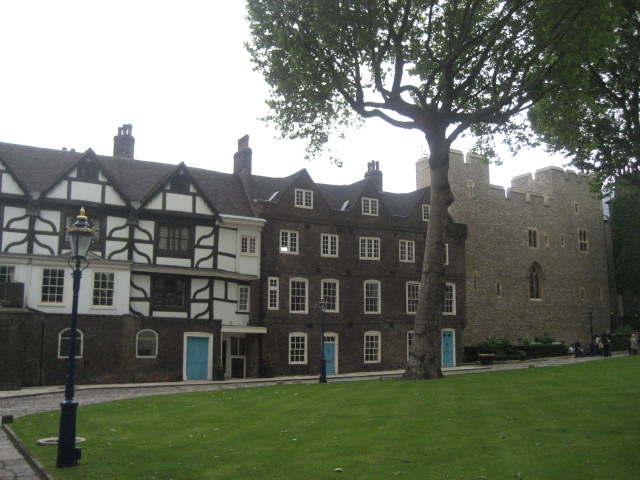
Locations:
416;152;612;348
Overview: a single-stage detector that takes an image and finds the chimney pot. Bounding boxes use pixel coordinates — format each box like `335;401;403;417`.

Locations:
113;124;135;159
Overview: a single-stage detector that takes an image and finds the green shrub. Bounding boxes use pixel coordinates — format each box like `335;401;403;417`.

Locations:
533;332;556;344
479;336;516;355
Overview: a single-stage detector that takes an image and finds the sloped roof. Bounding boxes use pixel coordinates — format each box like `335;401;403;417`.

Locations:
0;140;433;220
0;142;83;195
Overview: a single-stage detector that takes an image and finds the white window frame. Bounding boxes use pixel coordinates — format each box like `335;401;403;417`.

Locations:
406;281;420;314
58;328;83;359
407;331;414;361
364;280;381;314
364;331;381;363
238;285;250;312
321;279;339;313
92;271;115;307
41;268;65;304
295;188;313;209
359;237;381;260
0;266;15;283
362;197;379;216
136;329;158;358
289;278;308;313
422;204;430;221
399;239;416;263
320;233;339;258
280;230;299;254
289;332;308;364
578;229;589;252
268;277;279;310
443;282;456;315
240;235;258;255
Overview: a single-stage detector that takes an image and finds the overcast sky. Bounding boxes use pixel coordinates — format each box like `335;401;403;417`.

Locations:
0;1;568;193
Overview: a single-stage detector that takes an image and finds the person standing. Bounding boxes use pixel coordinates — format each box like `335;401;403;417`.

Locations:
601;330;612;357
630;333;638;355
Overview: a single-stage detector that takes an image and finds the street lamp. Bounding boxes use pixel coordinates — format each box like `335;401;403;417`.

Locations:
318;297;327;383
57;208;93;468
587;305;595;356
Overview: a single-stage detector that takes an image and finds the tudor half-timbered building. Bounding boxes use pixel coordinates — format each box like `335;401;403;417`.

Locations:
0;127;467;388
0;126;265;388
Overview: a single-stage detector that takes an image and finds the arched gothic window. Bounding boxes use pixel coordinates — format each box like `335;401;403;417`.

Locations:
529;262;543;299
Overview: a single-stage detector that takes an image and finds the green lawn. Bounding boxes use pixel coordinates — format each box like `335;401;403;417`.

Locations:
12;357;640;479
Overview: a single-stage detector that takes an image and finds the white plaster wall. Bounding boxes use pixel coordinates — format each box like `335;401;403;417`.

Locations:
133;244;153;264
191;278;210;298
213;279;226;299
195;226;215;247
47;181;68;199
104;185;126;206
218;228;236;255
32;234;59;255
191;303;209;319
165;192;192;212
194;196;214;215
1;172;23;194
215;301;249;326
71;182;102;202
131;301;149;316
155;257;191;268
217;256;235;272
3;207;28;228
36;210;62;231
105;240;128;261
131;274;151;298
194;248;214;269
107;217;128;238
135;220;155;240
2;232;28;253
146;195;163;210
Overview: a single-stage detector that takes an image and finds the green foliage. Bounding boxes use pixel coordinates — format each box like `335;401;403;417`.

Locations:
11;358;640;479
533;332;556;345
529;0;640;191
479;336;516;355
246;0;610;158
611;182;640;289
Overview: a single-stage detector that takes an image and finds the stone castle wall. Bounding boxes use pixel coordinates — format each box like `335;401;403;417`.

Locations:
416;151;612;346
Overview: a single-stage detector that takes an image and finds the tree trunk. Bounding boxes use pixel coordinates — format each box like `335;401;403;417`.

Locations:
403;140;454;380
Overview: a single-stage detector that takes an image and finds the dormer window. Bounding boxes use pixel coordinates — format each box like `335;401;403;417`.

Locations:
422;204;430;221
77;160;98;181
362;198;379;216
170;176;190;193
295;188;313;209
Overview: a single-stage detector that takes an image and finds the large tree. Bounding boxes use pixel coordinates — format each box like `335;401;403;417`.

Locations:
530;0;640;190
246;0;608;379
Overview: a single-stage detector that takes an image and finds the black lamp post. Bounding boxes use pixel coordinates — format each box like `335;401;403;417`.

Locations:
587;305;595;356
57;208;93;468
319;297;327;383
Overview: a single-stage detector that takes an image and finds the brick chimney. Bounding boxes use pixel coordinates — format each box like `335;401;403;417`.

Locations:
113;124;135;159
233;135;252;174
364;160;383;191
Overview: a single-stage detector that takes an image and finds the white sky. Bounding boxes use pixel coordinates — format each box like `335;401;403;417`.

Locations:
0;1;569;193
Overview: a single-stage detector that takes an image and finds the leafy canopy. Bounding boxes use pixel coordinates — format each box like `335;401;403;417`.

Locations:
247;0;609;159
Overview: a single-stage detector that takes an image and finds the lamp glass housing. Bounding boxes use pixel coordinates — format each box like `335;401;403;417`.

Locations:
68;209;94;259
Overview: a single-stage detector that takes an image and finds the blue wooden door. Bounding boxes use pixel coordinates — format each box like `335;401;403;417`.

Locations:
442;331;454;367
324;343;335;374
186;337;210;380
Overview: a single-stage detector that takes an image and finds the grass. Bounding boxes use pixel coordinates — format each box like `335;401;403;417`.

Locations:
11;356;640;480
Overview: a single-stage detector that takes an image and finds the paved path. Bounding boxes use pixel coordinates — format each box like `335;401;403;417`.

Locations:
0;354;616;480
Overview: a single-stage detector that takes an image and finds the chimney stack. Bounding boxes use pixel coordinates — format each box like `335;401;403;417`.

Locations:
233;135;252;174
113;124;135;159
364;160;383;191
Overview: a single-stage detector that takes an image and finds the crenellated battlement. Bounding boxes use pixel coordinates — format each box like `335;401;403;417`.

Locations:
416;150;595;211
